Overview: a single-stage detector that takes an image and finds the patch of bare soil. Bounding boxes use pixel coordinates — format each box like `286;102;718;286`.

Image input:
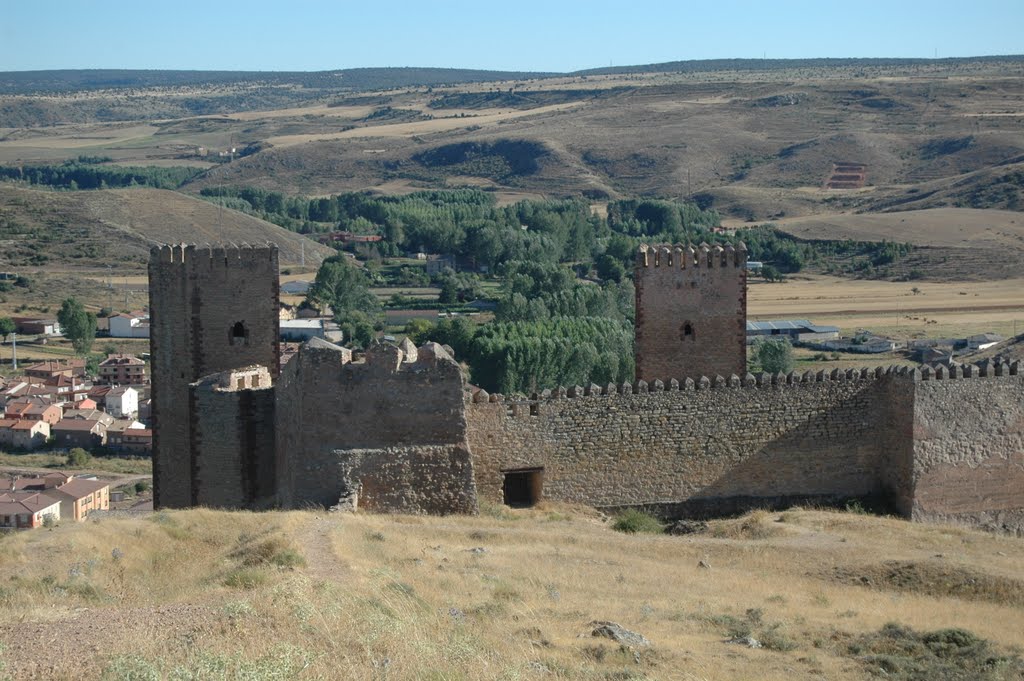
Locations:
0;604;219;678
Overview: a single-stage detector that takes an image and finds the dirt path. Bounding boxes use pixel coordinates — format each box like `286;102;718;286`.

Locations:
297;514;350;583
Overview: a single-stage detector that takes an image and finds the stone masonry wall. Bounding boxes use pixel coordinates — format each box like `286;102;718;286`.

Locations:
275;341;474;509
149;244;280;508
634;244;747;383
335;445;477;515
467;368;909;518
910;364;1024;534
189;381;277;509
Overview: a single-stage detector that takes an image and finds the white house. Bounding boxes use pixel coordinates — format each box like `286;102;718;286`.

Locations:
105;386;139;419
108;314;150;339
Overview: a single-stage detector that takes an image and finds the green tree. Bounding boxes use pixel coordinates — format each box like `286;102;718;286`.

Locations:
67;447;91;467
756;339;794;374
308;256;380;321
0;316;14;341
438;279;459;305
57;298;97;355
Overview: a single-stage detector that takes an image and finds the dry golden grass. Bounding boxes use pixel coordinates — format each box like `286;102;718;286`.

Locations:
775;208;1024;250
749;274;1024;339
0;506;1021;679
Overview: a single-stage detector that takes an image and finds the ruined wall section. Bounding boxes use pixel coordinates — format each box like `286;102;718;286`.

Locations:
189;367;276;509
467;368;900;518
335;445;477;515
634;243;747;383
275;341;475;511
910;362;1024;534
148;244;280;508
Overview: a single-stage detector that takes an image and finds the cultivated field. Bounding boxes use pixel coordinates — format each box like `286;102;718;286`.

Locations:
0;506;1021;680
749;274;1024;339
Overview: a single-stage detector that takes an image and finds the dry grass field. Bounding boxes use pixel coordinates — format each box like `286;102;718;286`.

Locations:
774;208;1024;250
748;275;1024;339
0;506;1021;680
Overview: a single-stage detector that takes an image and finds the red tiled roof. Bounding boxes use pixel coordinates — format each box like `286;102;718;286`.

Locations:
10;420;43;431
57;478;108;499
0;491;61;515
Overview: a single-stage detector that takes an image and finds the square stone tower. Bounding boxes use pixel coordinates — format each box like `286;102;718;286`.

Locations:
148;244;281;508
634;242;747;382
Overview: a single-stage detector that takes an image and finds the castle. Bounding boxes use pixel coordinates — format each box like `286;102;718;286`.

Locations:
148;243;1024;534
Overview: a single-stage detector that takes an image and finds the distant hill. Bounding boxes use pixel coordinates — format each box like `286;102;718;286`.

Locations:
0;67;556;96
0;185;331;270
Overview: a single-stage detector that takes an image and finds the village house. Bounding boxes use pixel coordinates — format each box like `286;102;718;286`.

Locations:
41;374;90;401
9;473;111;523
61;409;115;427
0;492;61;529
51;419;107;448
0;419;17;448
23;359;85;380
105;386;138;419
108;427;152;454
11;318;62;337
8;420;50;450
43;477;110;521
108;313;150;339
97;354;148;385
71;397;97;411
23;403;63;425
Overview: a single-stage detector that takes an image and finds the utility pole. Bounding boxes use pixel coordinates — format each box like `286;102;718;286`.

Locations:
301;240;305;268
11;332;17;371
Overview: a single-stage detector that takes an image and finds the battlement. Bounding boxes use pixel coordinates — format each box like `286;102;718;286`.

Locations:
636;242;747;269
150;243;278;266
471;361;1021;406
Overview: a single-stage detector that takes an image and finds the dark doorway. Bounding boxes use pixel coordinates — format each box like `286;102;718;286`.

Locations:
502;468;543;507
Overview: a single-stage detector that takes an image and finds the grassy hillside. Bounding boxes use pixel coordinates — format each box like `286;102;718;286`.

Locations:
0;185;332;271
0;506;1021;679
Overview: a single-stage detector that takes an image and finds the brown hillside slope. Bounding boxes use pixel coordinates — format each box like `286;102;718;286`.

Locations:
0;507;1022;680
775;207;1024;249
0;185;331;270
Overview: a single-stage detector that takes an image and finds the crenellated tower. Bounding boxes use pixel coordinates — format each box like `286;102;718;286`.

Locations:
148;243;280;509
634;242;747;382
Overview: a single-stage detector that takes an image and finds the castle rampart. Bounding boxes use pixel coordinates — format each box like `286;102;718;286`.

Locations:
274;340;475;512
466;362;1022;532
634;243;747;382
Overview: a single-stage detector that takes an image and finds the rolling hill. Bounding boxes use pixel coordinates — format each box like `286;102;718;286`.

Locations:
0;185;332;271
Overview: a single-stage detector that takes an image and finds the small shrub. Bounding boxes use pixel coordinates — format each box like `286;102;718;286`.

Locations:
611;509;664;534
67;447;91;467
223;567;268;590
848;623;1024;680
134;481;150;495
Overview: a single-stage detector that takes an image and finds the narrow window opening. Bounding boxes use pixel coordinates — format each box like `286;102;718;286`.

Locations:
529;403;539;417
230;321;249;346
681;322;695;341
502;468;543;507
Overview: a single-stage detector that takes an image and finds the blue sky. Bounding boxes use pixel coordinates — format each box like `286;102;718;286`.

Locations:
2;0;1022;73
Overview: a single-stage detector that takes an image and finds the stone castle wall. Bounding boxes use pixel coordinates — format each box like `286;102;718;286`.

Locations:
274;341;474;511
467;369;912;517
909;364;1024;534
466;366;1022;528
149;244;280;508
634;243;747;382
189;367;277;509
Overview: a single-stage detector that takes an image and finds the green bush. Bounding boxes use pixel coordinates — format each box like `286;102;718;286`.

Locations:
67;447;91;467
611;508;664;534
